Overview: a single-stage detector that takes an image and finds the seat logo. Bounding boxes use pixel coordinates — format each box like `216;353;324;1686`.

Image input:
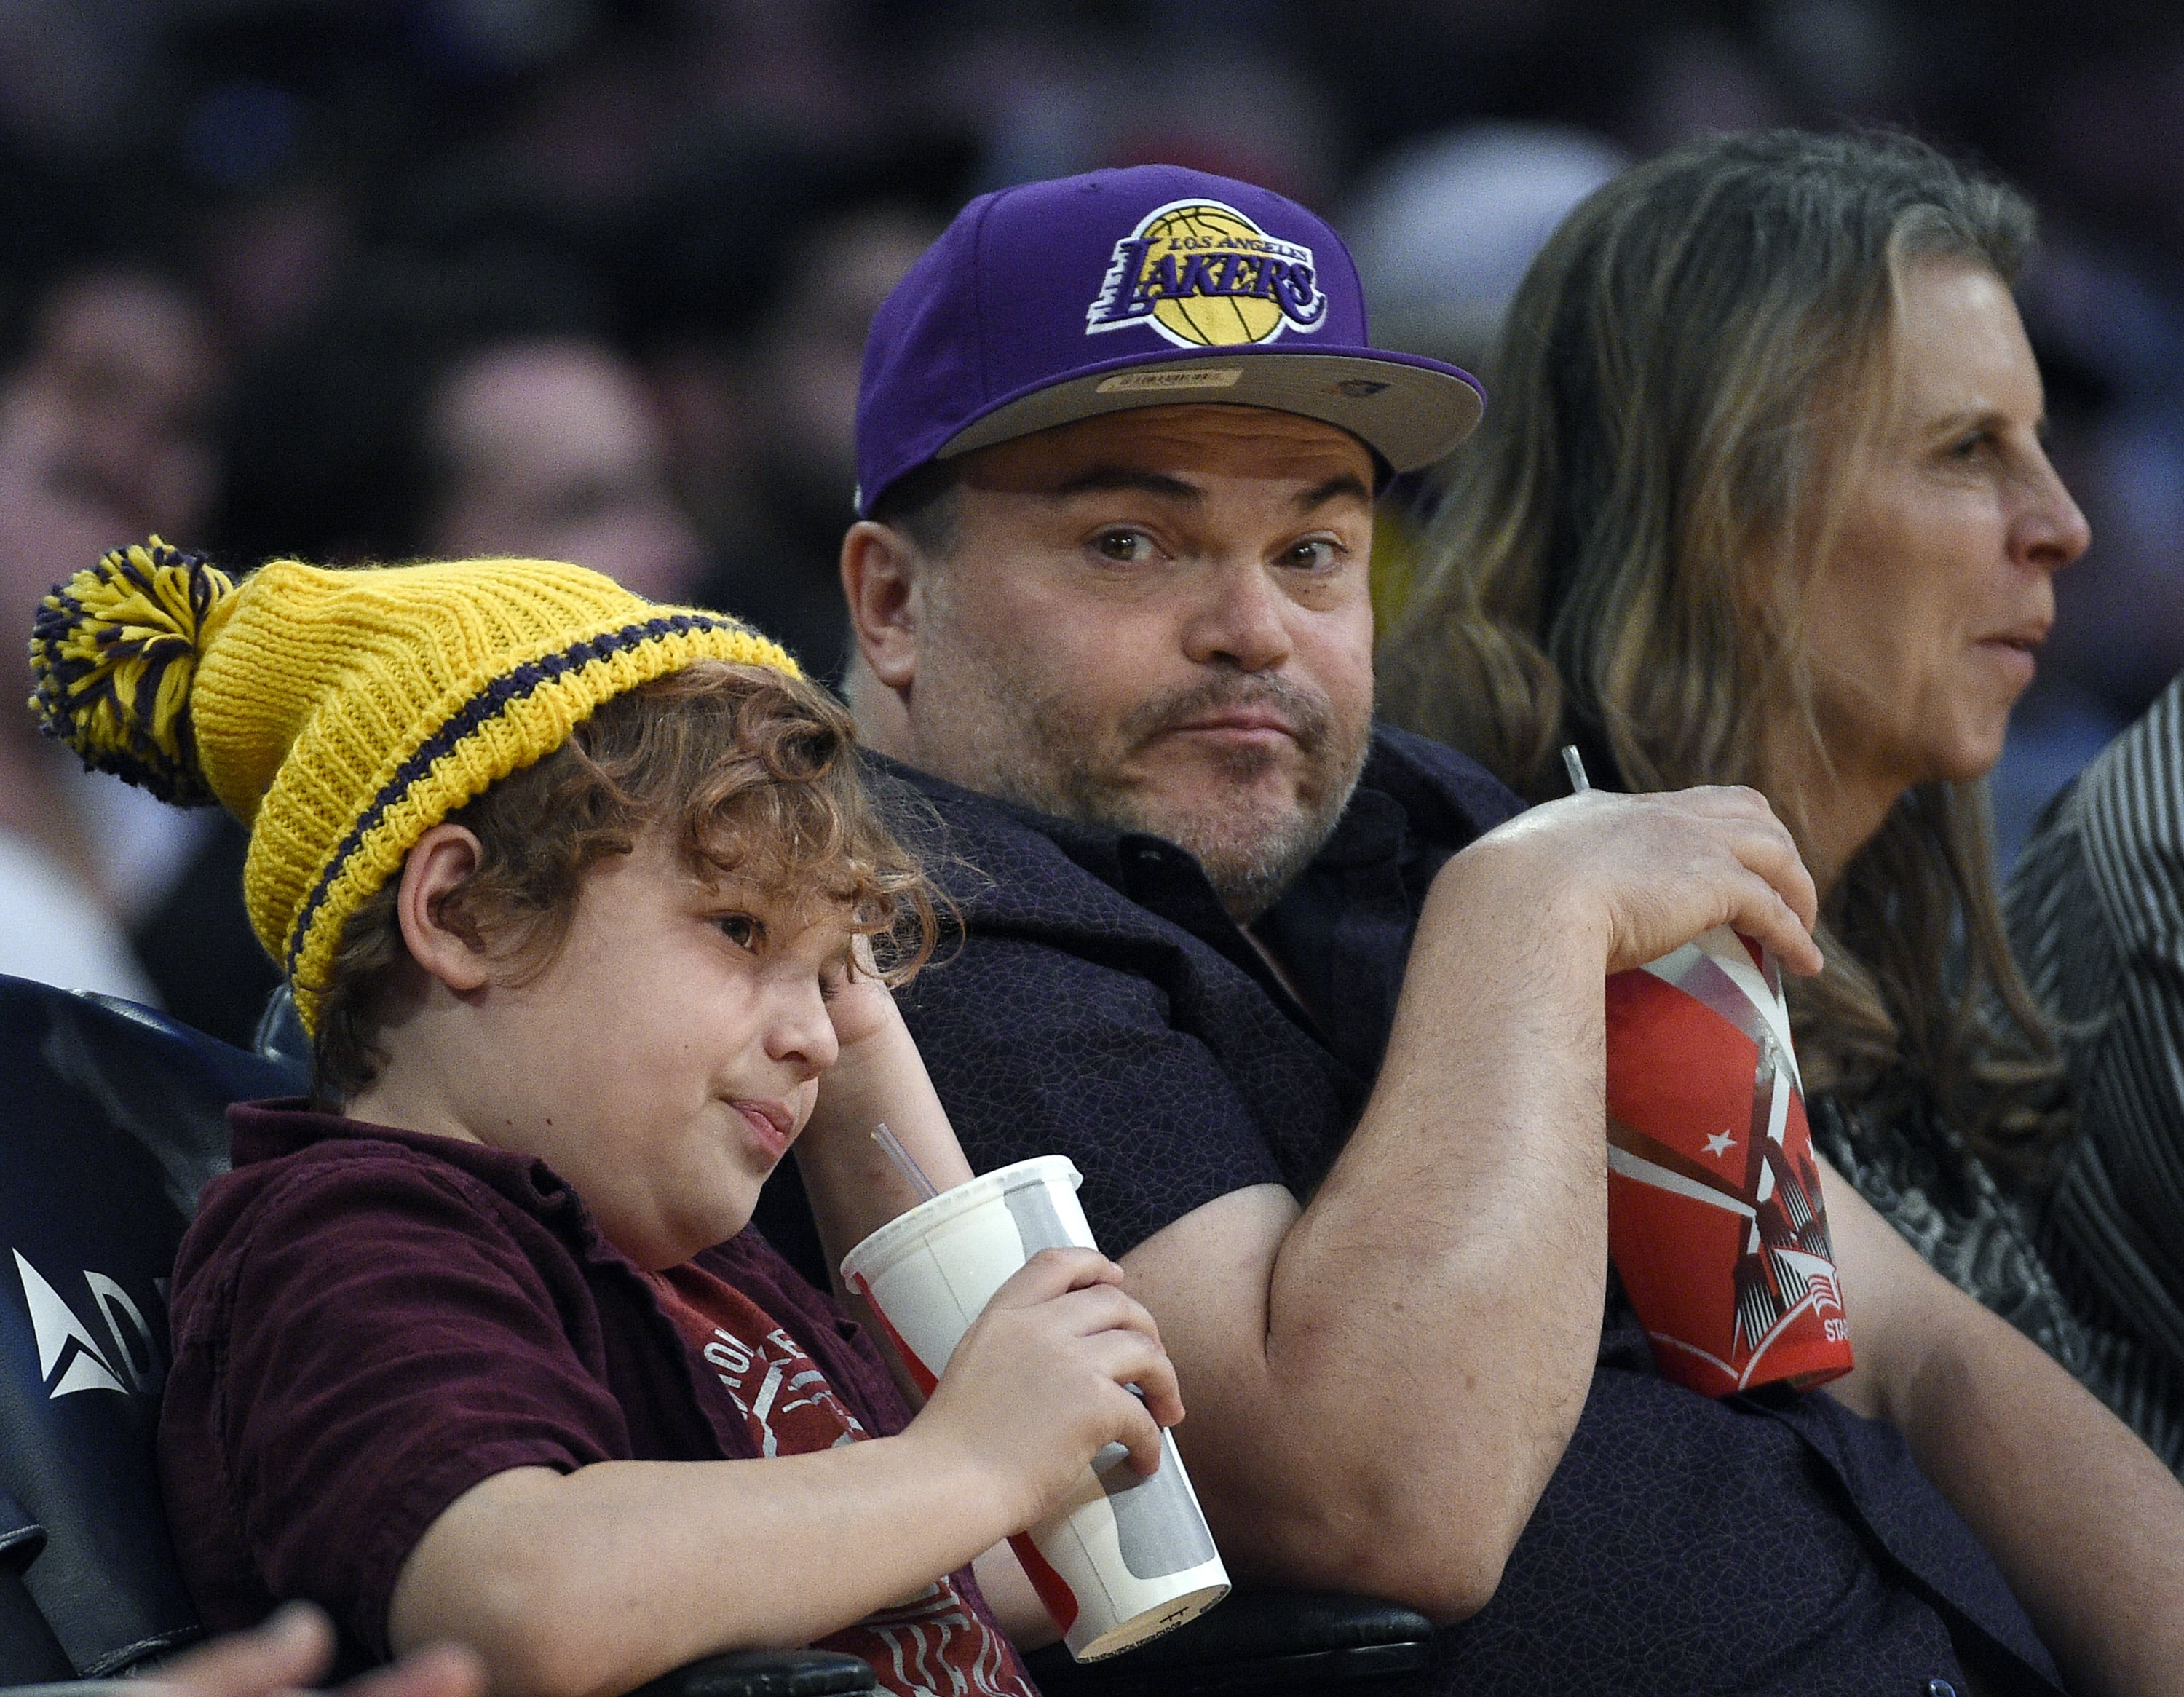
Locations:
1086;199;1327;349
9;1249;162;1399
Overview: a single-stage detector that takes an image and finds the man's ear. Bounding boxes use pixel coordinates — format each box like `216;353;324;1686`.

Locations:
840;520;922;694
396;824;494;995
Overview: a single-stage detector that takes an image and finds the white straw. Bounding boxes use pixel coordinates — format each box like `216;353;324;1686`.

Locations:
1562;743;1592;794
871;1122;940;1203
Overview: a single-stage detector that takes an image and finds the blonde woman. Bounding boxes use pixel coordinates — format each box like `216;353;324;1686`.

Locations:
1383;128;2184;1465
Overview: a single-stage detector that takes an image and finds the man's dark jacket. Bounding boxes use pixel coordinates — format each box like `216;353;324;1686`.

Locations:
761;725;2062;1694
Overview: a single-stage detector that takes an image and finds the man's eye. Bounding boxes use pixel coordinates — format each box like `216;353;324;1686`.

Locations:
1281;538;1342;571
716;914;759;949
1093;529;1153;563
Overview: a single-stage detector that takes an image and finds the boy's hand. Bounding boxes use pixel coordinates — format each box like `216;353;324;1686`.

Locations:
794;933;978;1272
913;1247;1184;1535
822;934;902;1054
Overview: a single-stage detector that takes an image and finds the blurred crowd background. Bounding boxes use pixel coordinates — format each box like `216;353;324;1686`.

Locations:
4;0;2181;1046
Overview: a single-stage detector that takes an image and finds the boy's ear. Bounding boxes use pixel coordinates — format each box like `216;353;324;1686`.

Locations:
397;824;494;994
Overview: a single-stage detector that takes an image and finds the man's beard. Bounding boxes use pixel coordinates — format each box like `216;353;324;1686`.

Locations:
951;663;1370;923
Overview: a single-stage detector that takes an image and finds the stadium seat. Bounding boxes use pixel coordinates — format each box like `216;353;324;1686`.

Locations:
1;1491;71;1685
1024;1591;1434;1695
0;978;293;1677
0;1660;876;1697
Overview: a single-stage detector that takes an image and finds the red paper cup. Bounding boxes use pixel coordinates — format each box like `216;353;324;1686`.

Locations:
1605;925;1853;1397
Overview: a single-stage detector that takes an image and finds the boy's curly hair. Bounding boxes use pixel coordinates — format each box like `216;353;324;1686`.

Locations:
311;660;941;1104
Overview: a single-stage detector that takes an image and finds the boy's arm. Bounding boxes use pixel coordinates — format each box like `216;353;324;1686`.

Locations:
1820;1159;2184;1696
794;966;973;1287
388;1248;1176;1697
389;1449;989;1689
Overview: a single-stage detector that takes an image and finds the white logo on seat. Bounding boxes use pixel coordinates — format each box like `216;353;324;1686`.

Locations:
10;1249;159;1399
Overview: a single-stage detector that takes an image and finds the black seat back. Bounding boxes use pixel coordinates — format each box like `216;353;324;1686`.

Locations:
1;1487;71;1684
0;978;304;1675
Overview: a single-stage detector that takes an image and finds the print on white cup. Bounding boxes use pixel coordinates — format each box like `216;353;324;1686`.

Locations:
842;1157;1231;1659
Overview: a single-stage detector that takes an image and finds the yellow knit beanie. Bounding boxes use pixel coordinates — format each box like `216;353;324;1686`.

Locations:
29;538;798;1036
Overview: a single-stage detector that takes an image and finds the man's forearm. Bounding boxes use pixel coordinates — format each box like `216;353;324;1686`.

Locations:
1131;790;1823;1618
1265;859;1610;1606
973;1542;1063;1649
1131;851;1613;1619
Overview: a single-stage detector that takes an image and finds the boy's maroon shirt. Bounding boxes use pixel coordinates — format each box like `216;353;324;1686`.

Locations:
158;1101;1030;1692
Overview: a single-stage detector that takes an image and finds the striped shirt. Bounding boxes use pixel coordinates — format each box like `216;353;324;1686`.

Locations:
2007;673;2184;1471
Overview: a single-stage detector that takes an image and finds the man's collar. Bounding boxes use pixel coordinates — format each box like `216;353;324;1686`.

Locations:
862;745;1141;888
866;727;1433;909
870;726;1436;870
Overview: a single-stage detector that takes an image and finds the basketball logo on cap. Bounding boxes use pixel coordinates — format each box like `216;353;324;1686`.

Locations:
1086;199;1326;349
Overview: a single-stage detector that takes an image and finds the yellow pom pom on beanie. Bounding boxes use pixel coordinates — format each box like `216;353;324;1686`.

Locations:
30;538;798;1037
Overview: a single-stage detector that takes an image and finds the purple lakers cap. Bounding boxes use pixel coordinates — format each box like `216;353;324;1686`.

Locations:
854;164;1486;515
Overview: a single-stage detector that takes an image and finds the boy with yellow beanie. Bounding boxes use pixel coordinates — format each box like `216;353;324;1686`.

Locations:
30;539;1182;1697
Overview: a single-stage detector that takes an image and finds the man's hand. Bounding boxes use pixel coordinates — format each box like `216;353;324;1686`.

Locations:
1461;786;1823;978
911;1246;1184;1534
146;1602;483;1697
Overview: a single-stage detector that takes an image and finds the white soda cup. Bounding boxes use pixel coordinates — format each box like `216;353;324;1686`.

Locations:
840;1156;1230;1660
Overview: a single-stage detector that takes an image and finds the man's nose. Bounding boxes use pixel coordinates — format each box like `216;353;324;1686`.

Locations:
1182;558;1294;673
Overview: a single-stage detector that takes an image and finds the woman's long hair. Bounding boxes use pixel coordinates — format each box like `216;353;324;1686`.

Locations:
1380;128;2070;1179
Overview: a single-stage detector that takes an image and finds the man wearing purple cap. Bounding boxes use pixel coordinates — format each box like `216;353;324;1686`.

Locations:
794;165;2184;1691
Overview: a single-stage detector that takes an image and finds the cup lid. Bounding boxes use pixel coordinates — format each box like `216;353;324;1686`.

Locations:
839;1154;1084;1283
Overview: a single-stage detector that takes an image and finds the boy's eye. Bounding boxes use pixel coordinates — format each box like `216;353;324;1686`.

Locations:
715;913;759;949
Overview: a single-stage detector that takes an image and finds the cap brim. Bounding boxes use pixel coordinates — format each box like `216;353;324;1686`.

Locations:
935;346;1485;476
